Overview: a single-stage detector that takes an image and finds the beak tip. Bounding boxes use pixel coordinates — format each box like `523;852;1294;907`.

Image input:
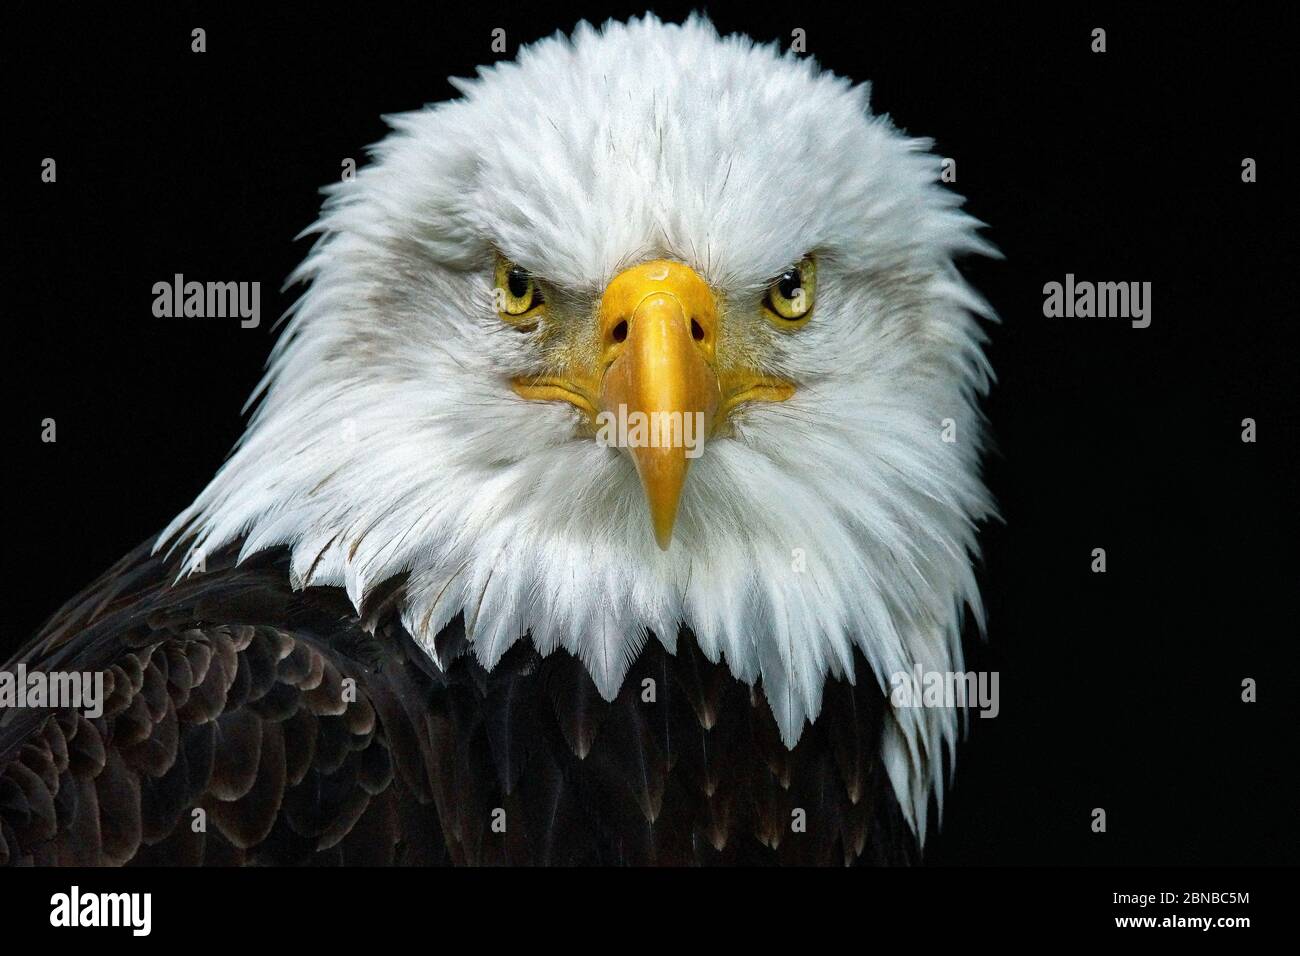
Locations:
651;515;675;551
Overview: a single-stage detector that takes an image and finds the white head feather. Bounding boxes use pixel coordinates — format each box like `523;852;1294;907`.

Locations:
160;14;997;842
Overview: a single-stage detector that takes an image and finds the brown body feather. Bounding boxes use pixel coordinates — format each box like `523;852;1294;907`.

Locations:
1;541;916;865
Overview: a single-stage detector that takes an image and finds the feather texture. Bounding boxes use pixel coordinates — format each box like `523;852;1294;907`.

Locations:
2;541;915;865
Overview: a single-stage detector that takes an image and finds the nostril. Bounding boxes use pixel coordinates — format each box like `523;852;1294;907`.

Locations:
690;318;705;342
611;320;628;344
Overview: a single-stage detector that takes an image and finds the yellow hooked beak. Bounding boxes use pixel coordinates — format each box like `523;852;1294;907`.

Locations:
513;259;794;550
596;261;721;549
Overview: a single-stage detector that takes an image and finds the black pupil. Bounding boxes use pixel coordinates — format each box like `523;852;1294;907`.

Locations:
507;268;531;300
777;269;801;302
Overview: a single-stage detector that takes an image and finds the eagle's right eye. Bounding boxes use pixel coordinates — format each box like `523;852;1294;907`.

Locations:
494;257;546;322
762;256;816;328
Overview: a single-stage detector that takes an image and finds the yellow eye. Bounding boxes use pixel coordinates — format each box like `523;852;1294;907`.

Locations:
494;257;545;321
763;256;816;326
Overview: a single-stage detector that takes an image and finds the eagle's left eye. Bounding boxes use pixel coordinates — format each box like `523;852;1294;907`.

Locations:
763;256;816;326
494;257;546;321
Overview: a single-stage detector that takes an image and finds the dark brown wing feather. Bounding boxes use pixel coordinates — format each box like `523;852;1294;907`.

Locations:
1;539;916;866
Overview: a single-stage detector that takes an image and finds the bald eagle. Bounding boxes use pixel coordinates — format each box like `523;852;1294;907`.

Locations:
1;15;995;866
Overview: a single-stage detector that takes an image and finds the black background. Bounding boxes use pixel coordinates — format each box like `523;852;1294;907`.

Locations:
7;2;1295;868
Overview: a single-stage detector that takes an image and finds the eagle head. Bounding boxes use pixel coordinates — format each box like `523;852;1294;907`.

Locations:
164;14;997;838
